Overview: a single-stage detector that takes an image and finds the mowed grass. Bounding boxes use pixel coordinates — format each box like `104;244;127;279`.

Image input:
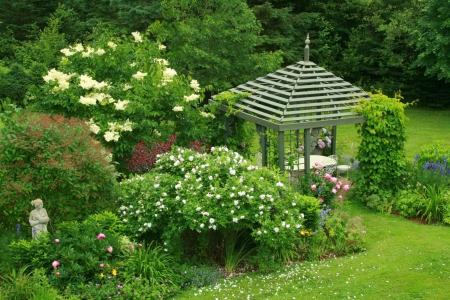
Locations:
337;106;450;160
175;107;450;299
175;200;450;300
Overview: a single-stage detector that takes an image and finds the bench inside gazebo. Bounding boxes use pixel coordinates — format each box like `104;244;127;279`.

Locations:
209;34;371;178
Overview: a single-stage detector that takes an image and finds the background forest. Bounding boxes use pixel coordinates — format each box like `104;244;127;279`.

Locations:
1;0;450;109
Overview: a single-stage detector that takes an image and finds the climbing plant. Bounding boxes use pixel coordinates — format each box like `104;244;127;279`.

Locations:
353;91;410;199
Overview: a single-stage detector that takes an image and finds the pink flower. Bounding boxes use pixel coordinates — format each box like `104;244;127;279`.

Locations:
52;261;60;269
319;197;324;202
330;177;337;183
314;171;319;175
323;173;331;179
338;181;342;185
97;233;106;240
107;246;113;253
335;184;341;190
332;188;337;194
130;244;135;250
100;263;104;268
138;243;143;248
343;185;350;191
311;184;317;191
55;238;60;243
56;272;60;276
338;195;343;199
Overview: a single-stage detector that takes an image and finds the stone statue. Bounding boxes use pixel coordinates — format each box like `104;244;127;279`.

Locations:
29;198;49;239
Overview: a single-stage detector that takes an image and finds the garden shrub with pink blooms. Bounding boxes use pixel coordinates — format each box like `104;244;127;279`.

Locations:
6;212;181;299
295;163;350;209
116;146;321;266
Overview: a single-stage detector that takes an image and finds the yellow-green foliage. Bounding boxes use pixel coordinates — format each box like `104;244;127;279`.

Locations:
354;91;409;198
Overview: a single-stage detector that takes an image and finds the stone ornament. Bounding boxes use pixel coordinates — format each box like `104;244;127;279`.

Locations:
29;198;49;239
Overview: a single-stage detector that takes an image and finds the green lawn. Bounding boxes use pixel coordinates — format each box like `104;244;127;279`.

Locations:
337;106;450;160
175;200;450;299
175;106;450;299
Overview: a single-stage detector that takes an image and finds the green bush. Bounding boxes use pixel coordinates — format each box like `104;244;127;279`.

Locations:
0;109;117;228
0;64;30;106
29;30;215;172
394;190;425;218
297;208;366;260
415;140;450;167
116;146;320;265
0;267;63;300
353;91;408;199
7;212;125;291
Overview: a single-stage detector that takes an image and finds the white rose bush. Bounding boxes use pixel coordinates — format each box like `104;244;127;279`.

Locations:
116;146;321;265
30;31;214;170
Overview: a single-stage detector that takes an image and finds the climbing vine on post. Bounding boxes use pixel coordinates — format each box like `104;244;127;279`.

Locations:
353;91;409;199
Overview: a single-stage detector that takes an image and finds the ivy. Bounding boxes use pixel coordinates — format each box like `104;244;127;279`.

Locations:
353;91;410;198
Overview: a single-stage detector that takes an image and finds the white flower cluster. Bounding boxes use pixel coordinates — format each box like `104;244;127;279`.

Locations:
103;119;135;142
190;79;200;92
107;41;117;50
173;106;183;112
154;58;169;65
199;111;215;119
85;118;101;134
162;68;177;85
158;44;166;50
184;94;200;102
59;43;83;57
114;100;129;110
79;75;109;90
132;71;147;81
43;69;74;91
132;31;143;43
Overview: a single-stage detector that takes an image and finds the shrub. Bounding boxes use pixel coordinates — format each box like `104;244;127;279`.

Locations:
295;164;349;209
297;208;366;260
29;30;215;172
116;146;320;265
0;64;30;106
0;267;64;300
353;91;408;199
415;140;450;167
126;134;177;174
0;109;117;228
7;212;125;291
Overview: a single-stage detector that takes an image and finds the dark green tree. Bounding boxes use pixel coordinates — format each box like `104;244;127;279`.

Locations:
0;0;59;40
413;0;450;81
149;0;283;92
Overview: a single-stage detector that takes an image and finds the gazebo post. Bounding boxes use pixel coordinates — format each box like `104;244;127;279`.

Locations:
332;125;337;155
256;124;267;167
278;131;285;171
304;128;311;174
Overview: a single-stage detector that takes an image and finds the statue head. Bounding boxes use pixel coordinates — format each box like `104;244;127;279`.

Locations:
31;198;43;208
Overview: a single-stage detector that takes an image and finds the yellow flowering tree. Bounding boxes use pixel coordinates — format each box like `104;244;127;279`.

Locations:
30;30;215;171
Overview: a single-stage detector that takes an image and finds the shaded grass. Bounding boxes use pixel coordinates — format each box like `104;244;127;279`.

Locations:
175;200;450;299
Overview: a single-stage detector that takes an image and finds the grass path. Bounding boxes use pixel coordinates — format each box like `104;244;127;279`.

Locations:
175;200;450;299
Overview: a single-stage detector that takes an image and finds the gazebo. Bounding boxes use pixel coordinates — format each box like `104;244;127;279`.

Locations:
209;34;371;176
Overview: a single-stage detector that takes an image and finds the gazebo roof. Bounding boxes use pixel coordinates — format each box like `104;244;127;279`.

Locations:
210;39;371;131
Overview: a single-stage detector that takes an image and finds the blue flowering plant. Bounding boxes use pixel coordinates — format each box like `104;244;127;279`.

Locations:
117;146;321;265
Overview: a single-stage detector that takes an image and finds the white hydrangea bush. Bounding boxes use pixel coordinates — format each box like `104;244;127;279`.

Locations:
117;146;320;260
31;31;215;167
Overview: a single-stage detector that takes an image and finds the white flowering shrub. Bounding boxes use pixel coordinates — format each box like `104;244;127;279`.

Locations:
117;146;320;264
30;31;215;171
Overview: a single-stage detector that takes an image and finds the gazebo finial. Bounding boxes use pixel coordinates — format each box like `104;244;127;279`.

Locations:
304;33;310;62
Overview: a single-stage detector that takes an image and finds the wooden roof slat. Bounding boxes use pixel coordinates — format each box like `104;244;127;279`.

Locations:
210;59;371;128
291;87;362;96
